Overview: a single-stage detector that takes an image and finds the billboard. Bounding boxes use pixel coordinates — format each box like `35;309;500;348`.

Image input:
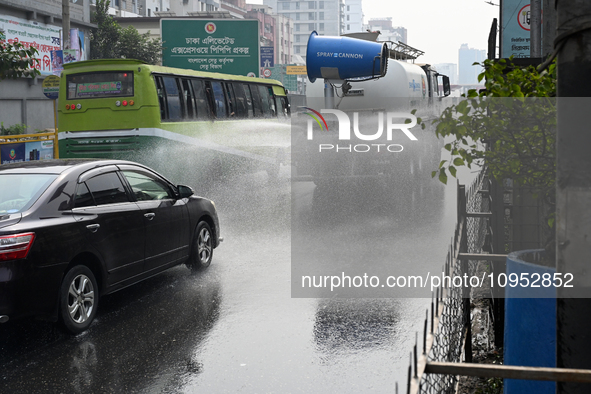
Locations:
161;19;259;76
0;15;61;76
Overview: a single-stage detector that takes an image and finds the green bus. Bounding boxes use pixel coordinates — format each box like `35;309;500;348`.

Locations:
58;59;291;183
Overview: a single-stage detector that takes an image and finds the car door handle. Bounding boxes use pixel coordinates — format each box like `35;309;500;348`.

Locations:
86;224;100;233
144;213;155;220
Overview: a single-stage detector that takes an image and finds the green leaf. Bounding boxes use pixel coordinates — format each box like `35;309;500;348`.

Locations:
453;158;465;166
438;169;448;185
449;166;457;178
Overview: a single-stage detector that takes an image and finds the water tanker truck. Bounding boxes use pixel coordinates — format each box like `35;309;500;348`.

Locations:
292;31;451;188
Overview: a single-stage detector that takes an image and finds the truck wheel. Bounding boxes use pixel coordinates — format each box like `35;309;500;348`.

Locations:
59;265;99;334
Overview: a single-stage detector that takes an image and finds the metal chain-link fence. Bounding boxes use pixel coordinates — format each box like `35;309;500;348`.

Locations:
405;168;491;394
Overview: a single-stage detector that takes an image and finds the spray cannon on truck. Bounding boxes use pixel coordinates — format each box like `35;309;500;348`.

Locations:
292;31;452;187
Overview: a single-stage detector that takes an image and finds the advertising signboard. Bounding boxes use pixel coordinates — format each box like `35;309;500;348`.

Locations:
0;140;54;164
0;15;61;75
42;75;60;99
161;19;259;76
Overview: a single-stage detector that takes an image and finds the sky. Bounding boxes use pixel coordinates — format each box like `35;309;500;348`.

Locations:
361;0;500;64
251;0;500;65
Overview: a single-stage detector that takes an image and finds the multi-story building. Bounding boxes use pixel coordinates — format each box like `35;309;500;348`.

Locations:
365;17;407;44
0;0;94;132
458;43;486;85
106;0;221;18
263;0;344;60
247;4;293;65
343;0;362;34
433;63;458;85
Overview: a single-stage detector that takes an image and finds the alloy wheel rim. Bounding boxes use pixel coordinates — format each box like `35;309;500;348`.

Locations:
68;274;95;324
198;228;212;263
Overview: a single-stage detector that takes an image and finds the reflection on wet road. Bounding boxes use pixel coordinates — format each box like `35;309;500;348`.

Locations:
0;165;462;393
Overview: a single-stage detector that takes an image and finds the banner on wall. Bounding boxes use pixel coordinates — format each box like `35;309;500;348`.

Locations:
0;140;54;165
0;15;62;75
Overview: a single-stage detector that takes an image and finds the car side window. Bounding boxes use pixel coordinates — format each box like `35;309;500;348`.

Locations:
74;182;95;208
85;172;130;205
121;171;174;201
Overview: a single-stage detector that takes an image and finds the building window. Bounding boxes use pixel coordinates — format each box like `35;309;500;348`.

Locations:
309;12;314;20
347;24;350;30
296;2;300;9
282;2;290;10
295;35;300;42
295;46;300;54
309;1;315;8
296;24;300;32
319;23;324;31
319;12;324;20
347;15;349;21
319;1;324;9
309;23;315;30
347;5;350;11
296;13;300;20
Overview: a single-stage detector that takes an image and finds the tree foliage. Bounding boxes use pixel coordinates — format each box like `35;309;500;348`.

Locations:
118;26;163;65
89;0;121;59
0;30;41;80
430;57;556;203
90;0;162;63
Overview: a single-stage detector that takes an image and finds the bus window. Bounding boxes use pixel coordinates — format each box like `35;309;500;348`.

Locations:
181;79;195;119
232;83;248;118
224;83;236;117
210;81;228;118
66;71;134;99
250;84;263;117
278;96;290;117
242;84;254;117
258;85;277;117
191;79;211;120
154;76;167;120
162;76;183;121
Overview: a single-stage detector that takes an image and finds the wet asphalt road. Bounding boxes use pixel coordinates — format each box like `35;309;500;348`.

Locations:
0;165;462;393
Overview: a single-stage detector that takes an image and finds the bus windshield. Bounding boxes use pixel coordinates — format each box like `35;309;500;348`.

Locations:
66;71;134;99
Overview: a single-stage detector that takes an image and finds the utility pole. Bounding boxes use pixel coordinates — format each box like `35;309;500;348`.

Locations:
530;0;541;58
556;1;591;393
62;0;70;49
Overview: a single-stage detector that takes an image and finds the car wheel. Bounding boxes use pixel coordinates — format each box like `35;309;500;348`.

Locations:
59;265;99;334
189;221;213;271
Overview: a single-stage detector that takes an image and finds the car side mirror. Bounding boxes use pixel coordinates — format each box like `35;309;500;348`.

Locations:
177;185;194;199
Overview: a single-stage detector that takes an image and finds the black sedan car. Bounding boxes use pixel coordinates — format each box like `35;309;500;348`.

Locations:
0;159;221;333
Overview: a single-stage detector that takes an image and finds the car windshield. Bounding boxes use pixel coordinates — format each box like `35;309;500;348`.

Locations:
0;174;57;214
